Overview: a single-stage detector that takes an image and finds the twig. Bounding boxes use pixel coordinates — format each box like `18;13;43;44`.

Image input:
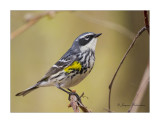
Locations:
78;101;91;112
68;92;91;112
128;64;149;112
144;11;149;34
108;26;147;112
11;11;56;40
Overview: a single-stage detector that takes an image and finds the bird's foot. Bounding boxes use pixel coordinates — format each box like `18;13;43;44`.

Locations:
68;89;82;103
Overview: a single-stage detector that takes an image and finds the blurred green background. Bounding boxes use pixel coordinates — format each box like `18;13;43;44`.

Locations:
11;11;149;112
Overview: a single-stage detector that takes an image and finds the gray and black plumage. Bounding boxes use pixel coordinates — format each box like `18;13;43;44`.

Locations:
16;32;102;96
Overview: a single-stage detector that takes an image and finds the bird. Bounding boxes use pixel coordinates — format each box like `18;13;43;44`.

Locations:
15;32;102;96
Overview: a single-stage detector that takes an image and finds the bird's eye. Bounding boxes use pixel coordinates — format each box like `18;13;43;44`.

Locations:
85;35;90;40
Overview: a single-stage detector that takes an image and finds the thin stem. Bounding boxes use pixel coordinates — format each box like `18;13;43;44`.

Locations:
11;11;56;40
108;26;147;112
144;11;149;34
128;64;149;112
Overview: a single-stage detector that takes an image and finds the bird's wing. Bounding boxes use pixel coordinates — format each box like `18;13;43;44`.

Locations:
38;53;77;82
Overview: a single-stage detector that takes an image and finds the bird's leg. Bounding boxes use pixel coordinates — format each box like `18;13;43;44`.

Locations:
57;86;81;103
57;86;70;94
67;88;72;92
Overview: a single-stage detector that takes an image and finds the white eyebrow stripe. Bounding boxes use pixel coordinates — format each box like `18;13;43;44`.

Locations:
80;33;93;38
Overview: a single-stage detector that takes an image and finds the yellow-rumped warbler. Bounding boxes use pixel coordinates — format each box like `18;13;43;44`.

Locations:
16;32;102;96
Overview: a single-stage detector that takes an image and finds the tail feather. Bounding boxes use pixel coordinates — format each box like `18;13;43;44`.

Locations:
16;86;38;96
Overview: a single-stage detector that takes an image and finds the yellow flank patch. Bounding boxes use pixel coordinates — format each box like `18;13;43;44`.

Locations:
64;61;82;73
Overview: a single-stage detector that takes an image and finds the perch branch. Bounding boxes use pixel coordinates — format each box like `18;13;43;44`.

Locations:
108;26;147;112
69;95;80;112
78;100;91;112
68;92;91;112
11;11;56;40
128;64;149;112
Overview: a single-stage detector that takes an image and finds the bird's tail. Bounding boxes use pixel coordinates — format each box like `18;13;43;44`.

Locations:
15;85;38;96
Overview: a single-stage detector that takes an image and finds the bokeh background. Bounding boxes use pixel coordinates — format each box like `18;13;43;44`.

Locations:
11;11;149;112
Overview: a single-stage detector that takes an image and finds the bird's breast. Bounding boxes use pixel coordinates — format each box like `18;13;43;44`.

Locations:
79;50;95;74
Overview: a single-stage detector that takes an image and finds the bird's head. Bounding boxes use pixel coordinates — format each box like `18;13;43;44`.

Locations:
71;32;102;52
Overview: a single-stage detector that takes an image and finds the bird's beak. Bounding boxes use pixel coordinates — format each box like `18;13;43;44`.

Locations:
94;33;102;38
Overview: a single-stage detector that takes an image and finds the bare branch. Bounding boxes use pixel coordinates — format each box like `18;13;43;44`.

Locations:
108;26;147;112
11;11;56;40
69;95;80;112
78;101;91;112
128;64;149;112
144;11;149;34
128;11;150;112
